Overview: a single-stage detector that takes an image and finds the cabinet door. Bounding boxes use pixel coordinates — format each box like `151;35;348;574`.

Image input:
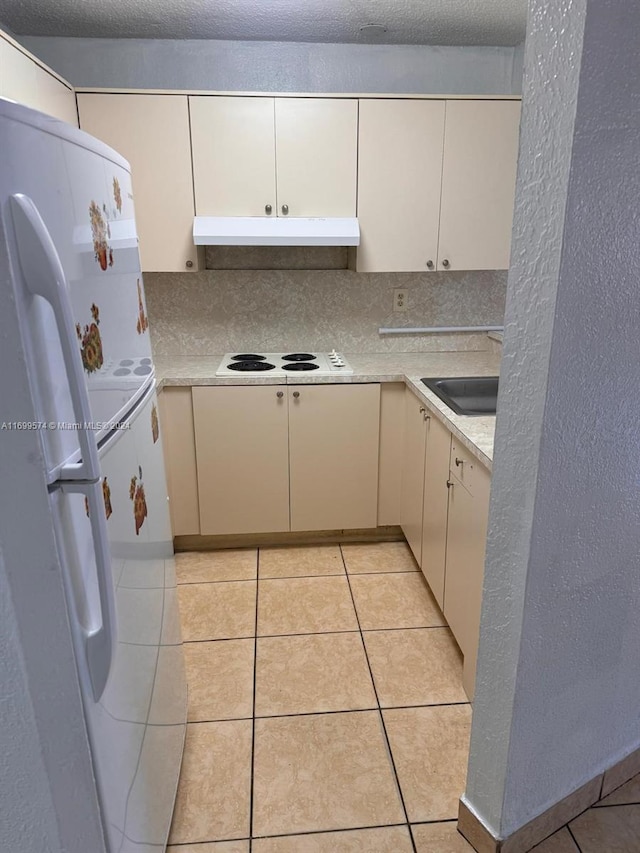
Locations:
420;414;451;608
437;100;521;271
0;34;77;126
443;464;490;699
288;384;380;532
377;382;406;526
356;99;445;272
400;392;427;563
157;387;200;536
192;386;289;535
77;94;198;272
190;96;276;216
275;98;358;217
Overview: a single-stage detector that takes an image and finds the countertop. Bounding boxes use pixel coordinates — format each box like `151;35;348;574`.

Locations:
154;351;500;470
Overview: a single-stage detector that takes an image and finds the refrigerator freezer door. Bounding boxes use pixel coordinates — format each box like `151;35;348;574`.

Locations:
0;98;154;472
50;383;185;852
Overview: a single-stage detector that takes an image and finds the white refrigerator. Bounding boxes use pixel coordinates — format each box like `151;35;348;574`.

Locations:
0;98;187;852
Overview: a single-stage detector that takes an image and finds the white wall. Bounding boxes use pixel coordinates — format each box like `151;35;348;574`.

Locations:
19;36;522;94
466;0;640;839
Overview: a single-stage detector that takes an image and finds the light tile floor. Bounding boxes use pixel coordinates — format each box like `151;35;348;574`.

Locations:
527;772;640;852
168;541;639;853
168;541;474;852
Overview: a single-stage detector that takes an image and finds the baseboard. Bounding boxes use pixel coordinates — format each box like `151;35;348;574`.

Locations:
174;525;404;551
458;742;640;852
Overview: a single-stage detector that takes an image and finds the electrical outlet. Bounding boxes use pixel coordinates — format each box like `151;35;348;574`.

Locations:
393;288;408;313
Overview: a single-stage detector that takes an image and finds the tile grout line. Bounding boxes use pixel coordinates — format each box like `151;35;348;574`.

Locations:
339;544;419;853
181;623;451;647
175;567;420;585
248;551;260;852
184;699;471;726
566;821;583;852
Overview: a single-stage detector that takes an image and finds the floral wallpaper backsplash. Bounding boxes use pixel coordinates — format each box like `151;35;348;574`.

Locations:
143;268;507;356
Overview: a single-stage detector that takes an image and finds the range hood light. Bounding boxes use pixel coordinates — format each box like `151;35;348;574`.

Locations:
193;216;360;247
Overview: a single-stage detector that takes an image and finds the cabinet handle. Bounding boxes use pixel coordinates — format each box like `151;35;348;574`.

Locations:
424;413;430;421
426;260;434;269
265;204;273;215
293;390;300;398
455;457;463;467
185;259;193;269
276;390;283;398
446;479;454;489
419;406;426;414
281;204;289;215
441;258;450;269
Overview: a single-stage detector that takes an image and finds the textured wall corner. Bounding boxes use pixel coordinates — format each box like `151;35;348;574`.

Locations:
467;0;640;840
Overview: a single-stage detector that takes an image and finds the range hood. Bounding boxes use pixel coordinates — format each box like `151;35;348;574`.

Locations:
193;216;360;247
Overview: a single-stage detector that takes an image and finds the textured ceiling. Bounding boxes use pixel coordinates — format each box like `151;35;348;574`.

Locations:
0;0;526;45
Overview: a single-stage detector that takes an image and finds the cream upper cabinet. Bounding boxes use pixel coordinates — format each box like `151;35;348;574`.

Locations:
189;95;358;218
0;32;77;126
437;100;521;271
192;385;290;536
288;383;380;532
274;98;358;217
356;99;445;273
189;96;277;216
77;93;199;272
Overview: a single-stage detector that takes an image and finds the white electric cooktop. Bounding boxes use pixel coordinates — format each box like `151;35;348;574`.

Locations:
216;351;353;377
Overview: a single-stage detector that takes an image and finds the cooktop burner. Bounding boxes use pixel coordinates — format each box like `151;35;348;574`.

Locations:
227;360;276;372
283;362;319;371
231;354;266;361
216;352;353;377
282;353;317;362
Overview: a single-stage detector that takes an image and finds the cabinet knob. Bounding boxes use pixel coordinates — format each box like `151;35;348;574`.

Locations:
281;204;289;215
441;258;450;269
424;413;430;421
426;260;434;269
419;407;426;414
276;390;284;398
455;457;463;467
293;390;300;398
185;259;194;269
446;479;454;489
265;204;273;215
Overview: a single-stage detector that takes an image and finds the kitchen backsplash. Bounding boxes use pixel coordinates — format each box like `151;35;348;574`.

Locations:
144;268;507;356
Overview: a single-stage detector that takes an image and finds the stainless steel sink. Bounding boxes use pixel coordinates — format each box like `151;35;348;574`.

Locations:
420;376;499;416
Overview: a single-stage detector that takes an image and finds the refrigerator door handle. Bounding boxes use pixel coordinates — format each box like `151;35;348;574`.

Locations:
58;477;117;702
9;193;100;482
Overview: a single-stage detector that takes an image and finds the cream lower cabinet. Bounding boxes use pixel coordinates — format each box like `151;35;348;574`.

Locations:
157;387;201;536
77;93;200;273
288;383;380;531
400;391;429;562
192;386;290;535
420;413;451;609
400;391;451;607
192;383;380;536
400;389;491;699
443;439;491;699
189;95;358;218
